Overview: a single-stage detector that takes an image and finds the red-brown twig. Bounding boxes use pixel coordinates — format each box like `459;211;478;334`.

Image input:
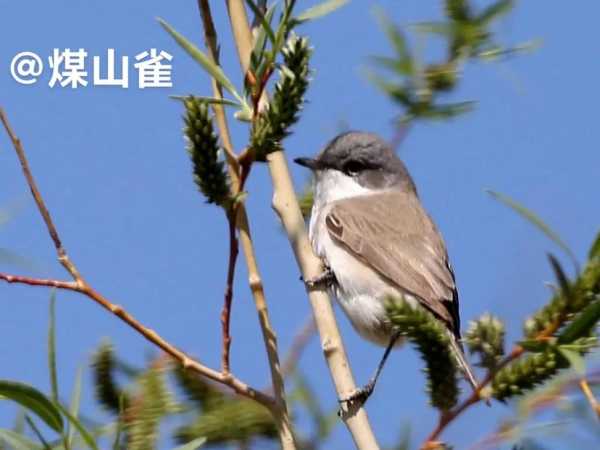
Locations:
0;106;277;411
422;347;524;448
221;209;239;374
580;377;600;419
421;282;589;449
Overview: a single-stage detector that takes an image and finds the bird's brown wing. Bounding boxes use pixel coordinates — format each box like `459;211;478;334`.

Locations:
326;191;460;333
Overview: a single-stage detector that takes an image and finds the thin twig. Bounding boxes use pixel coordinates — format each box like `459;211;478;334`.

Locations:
0;109;80;280
468;371;600;450
223;2;381;449
0;107;276;411
422;346;524;447
195;3;296;449
421;292;586;447
580;378;600;419
220;210;239;374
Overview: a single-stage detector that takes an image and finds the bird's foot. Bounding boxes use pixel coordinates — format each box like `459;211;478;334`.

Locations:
339;378;375;409
302;266;336;289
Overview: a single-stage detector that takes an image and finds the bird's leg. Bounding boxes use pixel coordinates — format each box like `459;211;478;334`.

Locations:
340;330;402;408
302;265;336;289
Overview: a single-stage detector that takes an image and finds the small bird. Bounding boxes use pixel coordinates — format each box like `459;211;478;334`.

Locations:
294;131;478;406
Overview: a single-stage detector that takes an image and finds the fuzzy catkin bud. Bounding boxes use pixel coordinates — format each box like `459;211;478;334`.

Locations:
465;313;505;371
252;35;312;160
523;250;600;338
183;97;230;206
174;398;277;445
385;297;460;411
491;348;566;401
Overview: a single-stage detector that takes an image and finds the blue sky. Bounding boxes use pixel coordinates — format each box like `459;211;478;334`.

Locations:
2;1;600;449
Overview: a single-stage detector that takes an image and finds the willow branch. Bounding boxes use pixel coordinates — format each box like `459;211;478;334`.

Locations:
195;3;296;449
223;2;380;449
0;106;276;411
220;211;239;373
422;301;583;447
580;378;600;419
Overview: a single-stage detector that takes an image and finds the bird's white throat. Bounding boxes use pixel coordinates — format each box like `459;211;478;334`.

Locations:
312;169;373;207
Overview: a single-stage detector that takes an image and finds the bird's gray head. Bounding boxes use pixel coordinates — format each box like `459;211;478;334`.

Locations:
294;131;416;204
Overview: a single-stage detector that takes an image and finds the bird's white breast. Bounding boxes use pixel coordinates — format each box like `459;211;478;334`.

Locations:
308;170;412;346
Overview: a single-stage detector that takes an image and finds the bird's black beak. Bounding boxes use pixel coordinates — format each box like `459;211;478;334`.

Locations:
294;157;321;171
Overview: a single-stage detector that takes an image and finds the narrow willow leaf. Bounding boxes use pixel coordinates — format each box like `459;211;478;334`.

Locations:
12;409;25;434
547;253;572;301
48;292;59;405
111;396;126;450
0;381;63;432
557;347;585;375
0;428;43;450
486;190;579;270
67;367;83;448
25;415;51;450
294;0;349;24
172;436;207;450
56;404;99;450
589;231;600;260
557;300;600;344
425;101;475;119
410;21;454;37
250;3;277;76
373;8;411;66
477;0;514;25
170;96;241;108
245;0;276;43
158;19;244;105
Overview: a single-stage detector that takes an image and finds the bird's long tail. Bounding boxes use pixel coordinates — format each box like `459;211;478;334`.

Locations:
447;331;479;392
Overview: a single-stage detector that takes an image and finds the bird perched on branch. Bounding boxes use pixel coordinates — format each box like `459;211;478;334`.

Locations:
295;131;478;406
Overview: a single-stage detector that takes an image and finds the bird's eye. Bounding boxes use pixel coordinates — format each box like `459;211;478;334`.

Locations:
342;160;365;175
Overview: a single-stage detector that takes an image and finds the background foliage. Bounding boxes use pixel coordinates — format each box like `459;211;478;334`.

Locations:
2;1;600;449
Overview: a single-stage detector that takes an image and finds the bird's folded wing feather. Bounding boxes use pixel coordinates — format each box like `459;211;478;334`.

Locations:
325;191;459;330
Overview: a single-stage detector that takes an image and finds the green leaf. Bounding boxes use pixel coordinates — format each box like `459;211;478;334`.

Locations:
172;436;207;450
557;300;600;344
486;190;579;271
0;381;63;433
170;96;242;108
56;403;99;450
557;347;585;375
374;8;412;70
0;428;43;450
24;415;51;450
158;19;246;106
547;253;572;301
245;0;276;43
589;231;600;260
250;2;277;73
424;101;475;119
111;395;126;450
294;0;349;23
411;21;454;37
48;292;59;405
66;367;83;449
477;0;514;25
516;339;551;353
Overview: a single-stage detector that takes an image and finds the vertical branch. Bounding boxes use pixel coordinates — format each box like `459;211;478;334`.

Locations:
220;211;239;373
195;2;297;449
223;2;381;449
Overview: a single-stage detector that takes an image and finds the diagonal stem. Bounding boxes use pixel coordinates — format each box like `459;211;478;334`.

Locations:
0;107;276;411
220;209;239;374
223;2;380;448
195;2;296;449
